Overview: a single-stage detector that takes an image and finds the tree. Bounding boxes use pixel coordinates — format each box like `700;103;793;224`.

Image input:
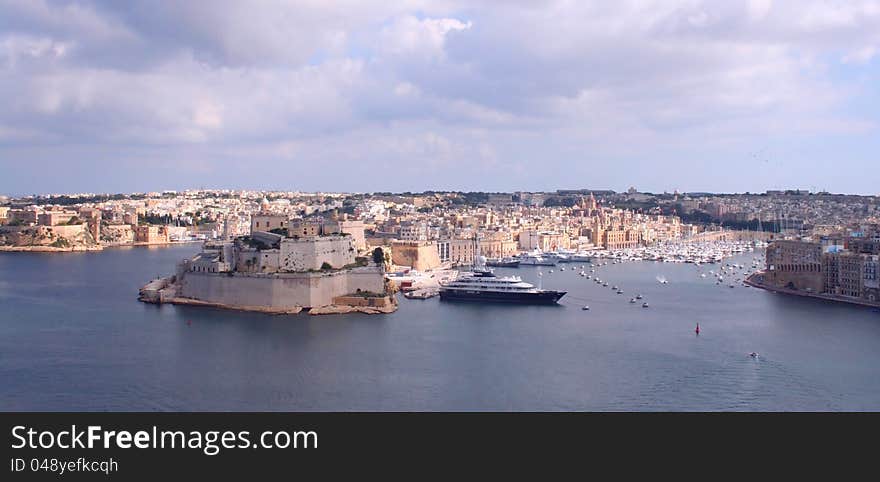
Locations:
372;247;385;265
321;262;333;270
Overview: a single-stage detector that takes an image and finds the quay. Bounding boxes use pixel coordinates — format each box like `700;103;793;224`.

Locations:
745;272;880;309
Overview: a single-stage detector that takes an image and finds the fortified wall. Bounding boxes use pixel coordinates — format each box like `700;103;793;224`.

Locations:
177;266;385;309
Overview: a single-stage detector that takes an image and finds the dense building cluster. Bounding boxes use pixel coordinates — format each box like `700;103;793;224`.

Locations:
763;233;880;303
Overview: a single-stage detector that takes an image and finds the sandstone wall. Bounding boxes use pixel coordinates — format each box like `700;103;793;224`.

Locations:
178;267;384;308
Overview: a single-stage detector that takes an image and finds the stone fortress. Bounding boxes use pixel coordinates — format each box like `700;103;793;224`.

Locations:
140;201;395;315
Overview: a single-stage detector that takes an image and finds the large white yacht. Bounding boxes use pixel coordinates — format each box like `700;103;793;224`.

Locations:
439;270;566;304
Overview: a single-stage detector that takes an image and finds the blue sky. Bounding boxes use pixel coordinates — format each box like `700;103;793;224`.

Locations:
1;0;879;196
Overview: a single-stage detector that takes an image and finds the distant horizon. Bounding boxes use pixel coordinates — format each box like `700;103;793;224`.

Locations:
2;1;879;197
2;186;877;200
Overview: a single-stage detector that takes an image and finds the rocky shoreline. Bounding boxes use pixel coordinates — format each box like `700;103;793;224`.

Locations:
158;296;398;316
1;240;205;253
0;245;104;252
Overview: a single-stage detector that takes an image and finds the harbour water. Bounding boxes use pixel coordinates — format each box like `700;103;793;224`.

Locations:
2;244;880;411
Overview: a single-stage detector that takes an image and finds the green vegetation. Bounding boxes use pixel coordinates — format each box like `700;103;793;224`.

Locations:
25;193;146;206
351;290;385;298
50;238;70;248
65;216;81;225
666;204;781;232
321;262;333;270
139;213;174;225
448;192;490;206
542;196;580;207
372;247;385;265
268;227;287;235
239;236;272;251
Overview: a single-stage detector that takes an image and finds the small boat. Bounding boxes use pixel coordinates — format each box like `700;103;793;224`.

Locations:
642;302;649;308
404;289;439;299
485;257;521;268
582;305;590;311
749;352;759;358
635;294;642;300
629;298;636;303
617;290;624;294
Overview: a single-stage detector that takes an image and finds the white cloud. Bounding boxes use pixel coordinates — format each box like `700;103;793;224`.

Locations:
842;45;878;64
747;0;774;21
378;15;472;57
1;0;879;193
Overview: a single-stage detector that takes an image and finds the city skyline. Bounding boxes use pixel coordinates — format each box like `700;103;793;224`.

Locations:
2;1;880;195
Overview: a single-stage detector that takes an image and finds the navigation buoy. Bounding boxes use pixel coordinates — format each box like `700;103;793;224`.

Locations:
695;323;700;335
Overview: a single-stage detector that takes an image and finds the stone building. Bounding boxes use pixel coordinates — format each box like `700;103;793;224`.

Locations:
602;226;641;250
135;225;170;244
479;232;518;258
518;230;569;251
37;210;78;226
391;240;441;271
765;240;823;292
175;231;387;310
251;214;288;233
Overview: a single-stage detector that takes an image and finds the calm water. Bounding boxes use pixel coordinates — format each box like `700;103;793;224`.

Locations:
2;245;880;411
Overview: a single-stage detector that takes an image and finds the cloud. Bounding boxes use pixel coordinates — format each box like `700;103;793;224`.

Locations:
1;0;879;194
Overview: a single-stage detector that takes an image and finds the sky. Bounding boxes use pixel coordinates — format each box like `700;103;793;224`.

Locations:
1;0;879;196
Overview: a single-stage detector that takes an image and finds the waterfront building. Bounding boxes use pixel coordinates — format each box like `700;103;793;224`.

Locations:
766;238;880;303
765;240;823;293
391;240;442;271
446;237;478;265
518;230;568;251
37;209;79;227
436;239;450;262
602;226;641;250
135;225;170;244
479;232;518;258
172;230;388;310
